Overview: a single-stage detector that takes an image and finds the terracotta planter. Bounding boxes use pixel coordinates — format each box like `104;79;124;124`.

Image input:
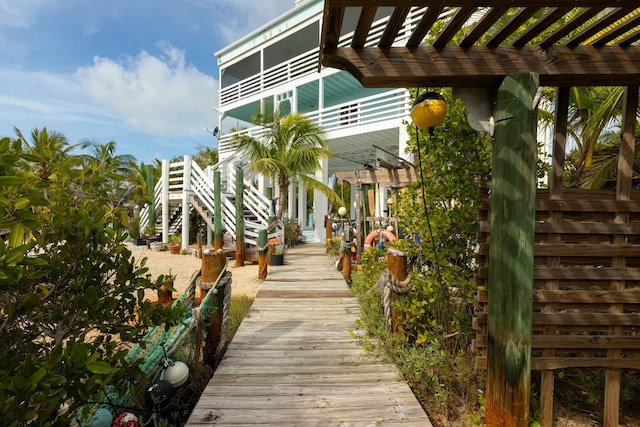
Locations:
158;281;173;304
168;244;181;254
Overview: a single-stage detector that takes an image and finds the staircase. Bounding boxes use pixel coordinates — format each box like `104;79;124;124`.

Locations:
138;155;272;247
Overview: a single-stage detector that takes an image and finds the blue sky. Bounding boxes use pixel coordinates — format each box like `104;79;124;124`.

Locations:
0;0;292;163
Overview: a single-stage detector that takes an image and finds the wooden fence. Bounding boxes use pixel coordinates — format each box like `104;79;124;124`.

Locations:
474;187;640;418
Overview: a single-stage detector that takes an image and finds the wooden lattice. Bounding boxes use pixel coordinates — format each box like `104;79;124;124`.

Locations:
474;187;640;370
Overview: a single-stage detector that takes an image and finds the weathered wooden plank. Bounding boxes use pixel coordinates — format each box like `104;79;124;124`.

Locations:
476;289;640;304
475;334;640;350
186;243;432;426
479;220;640;235
477;312;640;326
476;357;640;371
477;266;640;281
479;243;640;257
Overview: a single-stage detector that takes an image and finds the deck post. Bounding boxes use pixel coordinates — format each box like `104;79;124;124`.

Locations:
486;72;538;426
387;250;407;336
341;225;352;284
201;249;226;367
235;165;245;266
214;170;223;250
258;229;268;279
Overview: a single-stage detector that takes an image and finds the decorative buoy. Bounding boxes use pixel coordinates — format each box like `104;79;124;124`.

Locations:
111;412;139;427
144;380;174;408
161;360;190;387
410;91;447;132
76;407;113;427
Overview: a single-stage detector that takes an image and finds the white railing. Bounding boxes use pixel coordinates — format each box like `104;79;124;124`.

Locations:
218;88;410;155
138;157;270;247
219;7;430;106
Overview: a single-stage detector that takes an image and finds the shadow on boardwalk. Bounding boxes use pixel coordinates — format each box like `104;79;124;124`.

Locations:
186;243;432;426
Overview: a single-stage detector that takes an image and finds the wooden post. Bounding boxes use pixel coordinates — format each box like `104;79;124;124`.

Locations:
258;229;268;280
213;170;223;250
605;85;639;427
387;250;407;336
486;72;538;427
235;166;245;266
341;227;352;284
540;86;569;427
325;218;333;252
201;249;226;367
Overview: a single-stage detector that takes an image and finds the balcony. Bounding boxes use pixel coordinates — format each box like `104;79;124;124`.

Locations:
219;7;432;108
217;88;411;156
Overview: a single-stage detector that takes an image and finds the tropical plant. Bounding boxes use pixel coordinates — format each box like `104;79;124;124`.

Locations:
193;144;219;167
0;131;183;425
232;109;343;220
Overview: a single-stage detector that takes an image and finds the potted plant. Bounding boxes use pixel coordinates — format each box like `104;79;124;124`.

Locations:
270;244;285;266
168;234;181;255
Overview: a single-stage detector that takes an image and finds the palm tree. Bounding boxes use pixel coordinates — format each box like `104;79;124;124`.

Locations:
194;144;219;167
232;109;343;220
14;127;79;182
81;140;137;206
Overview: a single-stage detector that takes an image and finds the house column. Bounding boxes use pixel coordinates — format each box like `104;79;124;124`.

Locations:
298;179;307;228
288;174;297;220
313;158;329;243
161;160;170;243
181;155;192;252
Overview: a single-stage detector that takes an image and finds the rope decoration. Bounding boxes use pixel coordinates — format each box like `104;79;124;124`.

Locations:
374;269;412;333
215;271;232;359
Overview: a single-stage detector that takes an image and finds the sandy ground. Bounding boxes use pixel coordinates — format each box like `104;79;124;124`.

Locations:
126;242;263;301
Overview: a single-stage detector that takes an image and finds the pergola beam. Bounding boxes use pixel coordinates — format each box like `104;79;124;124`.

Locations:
335;168;418;186
323;46;640;88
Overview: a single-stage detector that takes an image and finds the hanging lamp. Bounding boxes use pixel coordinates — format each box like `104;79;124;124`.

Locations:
410;91;447;132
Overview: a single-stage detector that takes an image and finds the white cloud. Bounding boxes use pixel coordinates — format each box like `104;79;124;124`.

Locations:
75;43;218;138
0;0;48;28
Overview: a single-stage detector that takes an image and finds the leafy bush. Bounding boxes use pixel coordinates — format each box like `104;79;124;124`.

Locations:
0;133;183;425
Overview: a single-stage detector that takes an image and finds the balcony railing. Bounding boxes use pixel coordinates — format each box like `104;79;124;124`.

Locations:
218;88;410;155
219;7;429;107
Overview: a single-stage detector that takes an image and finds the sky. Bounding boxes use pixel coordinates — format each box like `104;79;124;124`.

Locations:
0;0;292;163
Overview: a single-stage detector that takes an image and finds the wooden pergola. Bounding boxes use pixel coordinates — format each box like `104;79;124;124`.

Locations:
319;2;640;426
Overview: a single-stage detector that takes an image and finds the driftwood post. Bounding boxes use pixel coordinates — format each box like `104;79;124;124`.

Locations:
235;166;245;266
214;169;223;250
201;249;226;367
258;228;268;280
486;72;538;426
387;250;408;336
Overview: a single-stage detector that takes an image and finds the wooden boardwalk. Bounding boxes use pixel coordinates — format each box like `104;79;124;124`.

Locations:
186;244;432;426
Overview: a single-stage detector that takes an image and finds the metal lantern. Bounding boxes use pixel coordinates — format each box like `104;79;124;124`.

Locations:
410;91;447;131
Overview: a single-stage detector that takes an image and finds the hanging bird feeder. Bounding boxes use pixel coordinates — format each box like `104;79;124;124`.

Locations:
410;91;447;132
